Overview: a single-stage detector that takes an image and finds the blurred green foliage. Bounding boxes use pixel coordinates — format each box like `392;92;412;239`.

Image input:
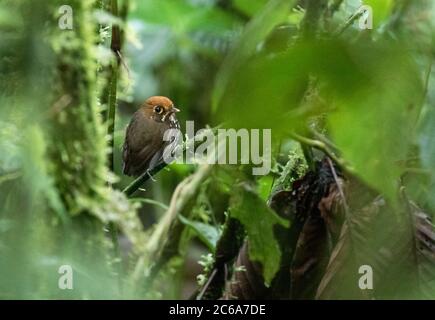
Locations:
0;0;434;300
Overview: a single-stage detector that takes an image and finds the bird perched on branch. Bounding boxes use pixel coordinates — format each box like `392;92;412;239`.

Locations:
122;96;180;177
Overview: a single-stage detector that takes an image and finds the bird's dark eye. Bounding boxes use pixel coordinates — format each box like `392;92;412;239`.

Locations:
154;105;163;114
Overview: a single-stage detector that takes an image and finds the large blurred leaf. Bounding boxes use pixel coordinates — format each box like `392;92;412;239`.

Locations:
214;40;366;133
131;0;236;34
216;38;422;202
212;0;296;112
216;50;308;133
363;0;393;28
230;183;289;285
327;42;423;203
233;0;269;17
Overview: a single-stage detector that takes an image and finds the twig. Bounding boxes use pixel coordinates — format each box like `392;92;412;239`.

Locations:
326;157;349;216
333;8;365;37
130;198;169;211
122;162;167;197
106;0;122;172
196;268;218;300
319;157;373;300
106;0;127;296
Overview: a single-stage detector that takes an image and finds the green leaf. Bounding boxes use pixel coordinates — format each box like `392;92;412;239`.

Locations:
216;50;308;134
363;0;393;28
178;215;221;252
212;0;296;112
257;175;274;200
0;219;14;233
230;183;289;285
233;0;269;17
215;38;422;202
131;0;236;34
327;43;423;203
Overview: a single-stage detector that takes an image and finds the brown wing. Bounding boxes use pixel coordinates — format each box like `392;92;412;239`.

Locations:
122;111;166;176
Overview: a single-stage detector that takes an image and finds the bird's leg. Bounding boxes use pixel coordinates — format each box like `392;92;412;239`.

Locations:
146;169;157;182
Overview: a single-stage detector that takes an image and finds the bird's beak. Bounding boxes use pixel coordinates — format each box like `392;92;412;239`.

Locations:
171;106;180;113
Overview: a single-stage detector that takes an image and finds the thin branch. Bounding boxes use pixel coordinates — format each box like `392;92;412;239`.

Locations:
122;161;168;197
318;158;373;300
326;157;349;216
105;0;128;296
333;8;365;37
196;268;218;300
130;198;169;211
106;0;122;172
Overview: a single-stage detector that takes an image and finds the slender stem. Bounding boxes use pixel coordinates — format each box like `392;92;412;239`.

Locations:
107;0;121;172
196;268;218;300
107;66;118;171
130;198;169;211
333;8;365;37
105;0;125;296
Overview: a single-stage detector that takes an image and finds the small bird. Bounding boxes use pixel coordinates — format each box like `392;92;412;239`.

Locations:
122;96;180;177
